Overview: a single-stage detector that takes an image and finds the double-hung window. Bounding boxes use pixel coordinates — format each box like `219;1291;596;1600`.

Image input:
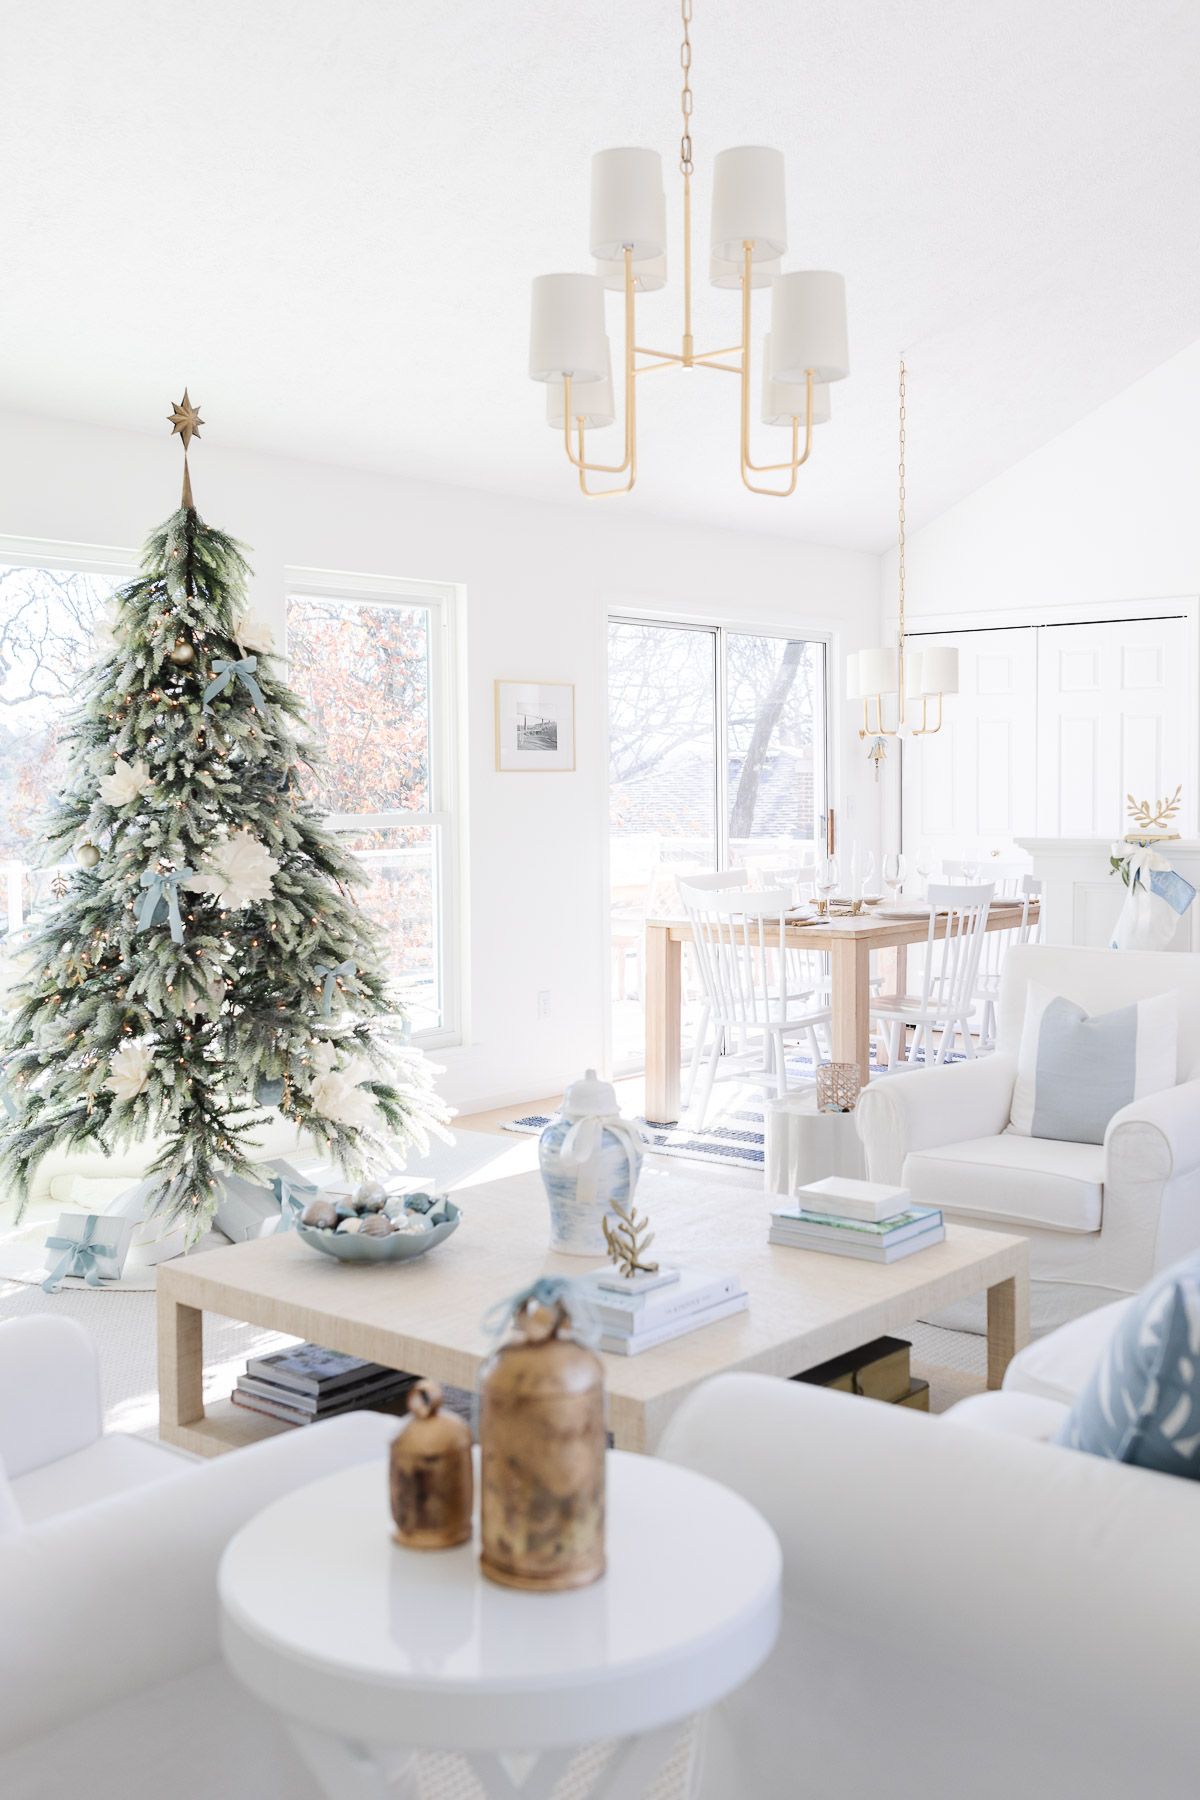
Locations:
0;542;130;933
286;572;462;1047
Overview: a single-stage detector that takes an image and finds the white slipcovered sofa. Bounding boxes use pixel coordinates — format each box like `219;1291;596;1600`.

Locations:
0;1316;397;1800
856;942;1200;1331
659;1338;1199;1800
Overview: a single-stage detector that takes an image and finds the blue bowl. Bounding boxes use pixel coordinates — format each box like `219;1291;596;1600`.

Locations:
295;1196;462;1264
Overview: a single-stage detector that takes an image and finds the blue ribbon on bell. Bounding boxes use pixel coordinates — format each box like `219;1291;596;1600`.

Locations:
270;1174;319;1231
203;655;266;716
481;1275;600;1345
137;867;196;945
42;1218;115;1293
314;958;358;1014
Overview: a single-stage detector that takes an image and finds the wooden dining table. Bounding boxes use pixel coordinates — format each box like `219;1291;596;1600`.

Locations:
642;898;1039;1124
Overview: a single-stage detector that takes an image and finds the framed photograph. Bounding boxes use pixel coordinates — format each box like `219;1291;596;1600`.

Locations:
494;679;576;772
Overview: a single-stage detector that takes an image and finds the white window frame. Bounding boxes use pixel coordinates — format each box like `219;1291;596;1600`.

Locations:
285;567;464;1050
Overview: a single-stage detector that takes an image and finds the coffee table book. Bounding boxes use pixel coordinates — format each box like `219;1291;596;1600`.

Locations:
599;1289;749;1355
794;1175;913;1223
582;1265;740;1335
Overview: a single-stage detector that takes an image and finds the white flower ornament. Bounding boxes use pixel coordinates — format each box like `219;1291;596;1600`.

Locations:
105;1039;153;1104
190;830;280;909
98;757;153;807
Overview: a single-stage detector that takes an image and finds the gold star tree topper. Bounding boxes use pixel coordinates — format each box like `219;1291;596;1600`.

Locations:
168;390;204;507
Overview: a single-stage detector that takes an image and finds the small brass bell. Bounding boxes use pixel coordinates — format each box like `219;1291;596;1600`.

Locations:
479;1288;606;1592
388;1380;473;1550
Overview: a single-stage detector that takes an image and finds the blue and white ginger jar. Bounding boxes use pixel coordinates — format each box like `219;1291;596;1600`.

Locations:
539;1069;645;1256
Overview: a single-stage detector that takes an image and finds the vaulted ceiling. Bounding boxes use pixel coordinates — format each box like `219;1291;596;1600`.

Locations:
3;0;1199;550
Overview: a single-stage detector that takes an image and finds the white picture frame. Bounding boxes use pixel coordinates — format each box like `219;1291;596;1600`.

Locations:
494;679;576;772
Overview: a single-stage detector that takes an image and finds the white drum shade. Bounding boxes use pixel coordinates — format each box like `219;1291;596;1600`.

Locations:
546;344;615;430
529;274;608;383
770;271;850;383
904;648;924;695
761;335;831;426
595;253;667;292
919;645;960;695
590;149;666;261
845;652;861;700
710;251;780;290
710;146;787;261
858;646;898;696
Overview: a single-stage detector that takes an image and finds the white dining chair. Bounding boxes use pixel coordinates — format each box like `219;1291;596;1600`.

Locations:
873;882;994;1067
678;883;831;1129
976;873;1042;1050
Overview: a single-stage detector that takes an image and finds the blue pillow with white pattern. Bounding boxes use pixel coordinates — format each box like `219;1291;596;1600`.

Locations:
1057;1252;1200;1478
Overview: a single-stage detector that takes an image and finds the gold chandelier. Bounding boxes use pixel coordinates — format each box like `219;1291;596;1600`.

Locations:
528;0;850;498
848;360;958;769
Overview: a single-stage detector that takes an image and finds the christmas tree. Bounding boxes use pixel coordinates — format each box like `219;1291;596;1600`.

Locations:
0;395;447;1234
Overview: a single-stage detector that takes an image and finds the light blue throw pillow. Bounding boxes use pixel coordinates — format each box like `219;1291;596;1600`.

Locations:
1057;1251;1200;1479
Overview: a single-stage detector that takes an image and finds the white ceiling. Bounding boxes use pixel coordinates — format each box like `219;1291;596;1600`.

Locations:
3;0;1199;552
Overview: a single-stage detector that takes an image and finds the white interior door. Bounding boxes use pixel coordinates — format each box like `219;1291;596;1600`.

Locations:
1035;617;1193;838
901;627;1038;863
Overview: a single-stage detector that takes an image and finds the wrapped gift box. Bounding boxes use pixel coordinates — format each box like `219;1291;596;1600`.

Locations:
42;1212;135;1292
105;1176;188;1268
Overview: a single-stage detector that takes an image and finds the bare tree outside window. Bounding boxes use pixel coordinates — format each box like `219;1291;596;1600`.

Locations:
0;564;117;930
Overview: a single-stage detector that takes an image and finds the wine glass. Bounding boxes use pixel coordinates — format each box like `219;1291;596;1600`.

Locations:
882;852;905;905
861;850;881;904
961;853;980;884
915;845;934;901
816;854;839;914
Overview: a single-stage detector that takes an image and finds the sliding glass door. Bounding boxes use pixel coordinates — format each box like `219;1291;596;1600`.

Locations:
608;616;828;1069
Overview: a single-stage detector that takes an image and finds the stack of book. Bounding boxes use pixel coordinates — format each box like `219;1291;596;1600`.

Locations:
769;1176;944;1263
581;1266;748;1356
231;1344;418;1426
793;1334;930;1410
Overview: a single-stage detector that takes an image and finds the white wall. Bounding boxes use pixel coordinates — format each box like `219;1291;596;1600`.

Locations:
885;338;1200;621
0;409;880;1113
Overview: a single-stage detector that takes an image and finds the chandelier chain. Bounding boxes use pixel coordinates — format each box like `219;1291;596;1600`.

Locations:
897;358;907;633
679;0;694;175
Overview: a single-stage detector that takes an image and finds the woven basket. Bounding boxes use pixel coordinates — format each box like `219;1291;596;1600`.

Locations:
816;1062;861;1113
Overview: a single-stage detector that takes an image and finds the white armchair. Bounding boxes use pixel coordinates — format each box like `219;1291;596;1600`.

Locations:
0;1317;398;1800
856;943;1200;1331
658;1369;1200;1800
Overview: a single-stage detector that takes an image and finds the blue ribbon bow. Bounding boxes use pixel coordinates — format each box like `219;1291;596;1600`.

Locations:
137;867;196;944
481;1275;600;1345
270;1174;319;1231
42;1218;119;1293
203;655;266;715
314;958;358;1014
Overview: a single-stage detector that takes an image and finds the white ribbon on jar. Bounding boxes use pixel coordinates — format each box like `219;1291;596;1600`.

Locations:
553;1113;647;1210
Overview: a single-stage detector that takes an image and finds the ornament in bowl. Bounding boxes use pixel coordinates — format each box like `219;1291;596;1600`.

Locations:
538;1069;645;1255
295;1183;461;1263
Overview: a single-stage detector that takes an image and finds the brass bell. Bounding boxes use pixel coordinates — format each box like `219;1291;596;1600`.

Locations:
388;1380;473;1550
478;1290;606;1592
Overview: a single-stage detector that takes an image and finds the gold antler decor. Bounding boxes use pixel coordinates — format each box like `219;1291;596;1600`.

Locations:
1125;786;1182;841
602;1198;659;1279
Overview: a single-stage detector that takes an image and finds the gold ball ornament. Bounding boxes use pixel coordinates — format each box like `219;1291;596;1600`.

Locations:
75;842;101;871
168;638;196;666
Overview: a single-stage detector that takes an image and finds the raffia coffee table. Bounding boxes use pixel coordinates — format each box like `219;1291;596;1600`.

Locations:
157;1166;1029;1457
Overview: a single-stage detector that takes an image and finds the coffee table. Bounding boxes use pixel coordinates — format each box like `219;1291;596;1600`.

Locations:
158;1166;1029;1457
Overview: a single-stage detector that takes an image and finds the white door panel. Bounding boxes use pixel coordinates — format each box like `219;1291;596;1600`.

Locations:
903;615;1193;861
901;627;1037;864
1036;618;1191;838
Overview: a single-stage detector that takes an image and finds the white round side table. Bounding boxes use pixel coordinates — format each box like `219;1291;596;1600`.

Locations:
219;1450;781;1800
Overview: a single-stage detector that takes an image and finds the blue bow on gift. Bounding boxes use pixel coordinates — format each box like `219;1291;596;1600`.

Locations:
42;1218;118;1293
137;867;196;945
314;958;358;1014
203;655;266;716
270;1174;319;1231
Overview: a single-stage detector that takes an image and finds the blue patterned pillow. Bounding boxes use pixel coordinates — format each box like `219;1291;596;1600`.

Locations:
1057;1252;1200;1478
